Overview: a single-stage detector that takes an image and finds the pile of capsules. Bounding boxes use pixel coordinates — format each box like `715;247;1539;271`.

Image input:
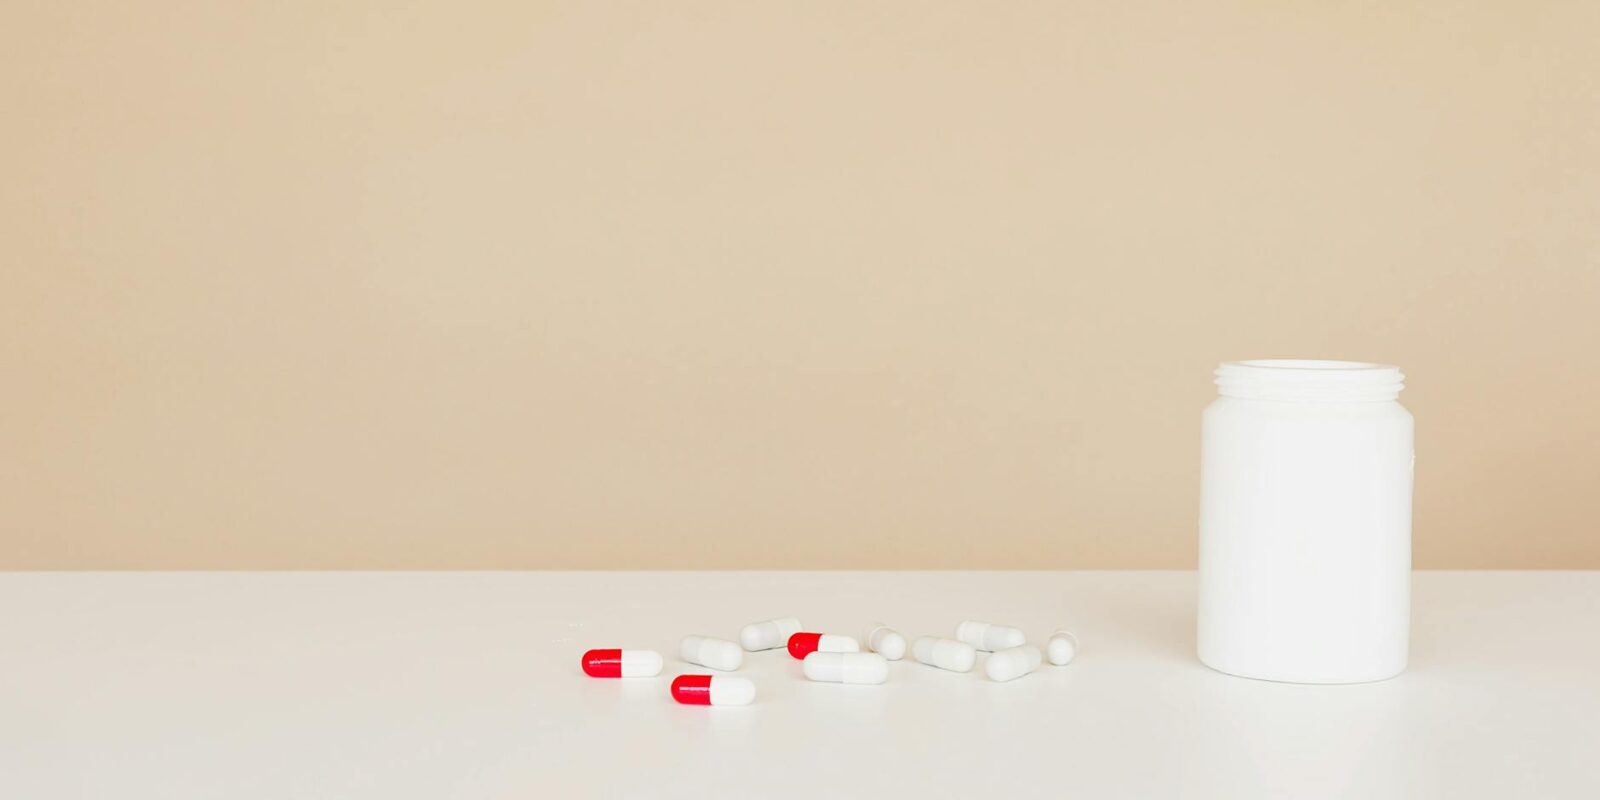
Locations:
581;619;1079;706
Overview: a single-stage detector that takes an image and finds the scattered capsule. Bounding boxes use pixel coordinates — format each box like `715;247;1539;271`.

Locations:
985;645;1042;682
680;636;743;671
787;632;860;659
580;649;663;678
1047;631;1079;666
864;623;907;661
670;674;755;706
739;617;803;651
955;620;1026;652
912;637;976;673
803;652;890;684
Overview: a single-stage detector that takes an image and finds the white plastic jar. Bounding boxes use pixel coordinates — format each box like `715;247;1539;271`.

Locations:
1197;360;1413;684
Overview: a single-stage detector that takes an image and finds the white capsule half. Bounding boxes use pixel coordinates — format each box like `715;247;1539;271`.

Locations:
816;634;861;653
985;644;1042;682
1047;631;1079;666
955;620;1026;652
680;635;743;671
708;676;755;705
865;623;907;660
615;650;663;677
803;652;890;684
912;637;976;673
739;617;802;651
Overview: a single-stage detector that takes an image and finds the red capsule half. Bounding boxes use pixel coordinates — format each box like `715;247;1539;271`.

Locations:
582;649;623;677
671;674;713;705
787;632;823;659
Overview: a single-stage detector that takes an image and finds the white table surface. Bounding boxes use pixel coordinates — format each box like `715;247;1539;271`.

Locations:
2;571;1597;799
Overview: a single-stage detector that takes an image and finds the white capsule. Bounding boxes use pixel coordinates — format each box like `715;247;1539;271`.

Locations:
955;620;1026;652
803;652;890;684
985;644;1043;682
864;623;907;660
739;617;803;651
680;635;743;671
912;637;977;673
1047;631;1079;666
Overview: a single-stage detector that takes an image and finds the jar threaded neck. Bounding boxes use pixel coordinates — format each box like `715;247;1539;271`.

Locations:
1215;359;1404;402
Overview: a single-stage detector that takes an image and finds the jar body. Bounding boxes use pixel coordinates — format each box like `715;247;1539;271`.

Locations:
1197;392;1413;684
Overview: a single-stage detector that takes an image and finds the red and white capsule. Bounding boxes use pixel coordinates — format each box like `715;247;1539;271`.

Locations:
787;632;861;659
581;649;664;678
670;674;756;706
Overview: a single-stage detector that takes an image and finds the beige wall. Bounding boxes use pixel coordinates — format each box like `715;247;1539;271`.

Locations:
4;1;1598;570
